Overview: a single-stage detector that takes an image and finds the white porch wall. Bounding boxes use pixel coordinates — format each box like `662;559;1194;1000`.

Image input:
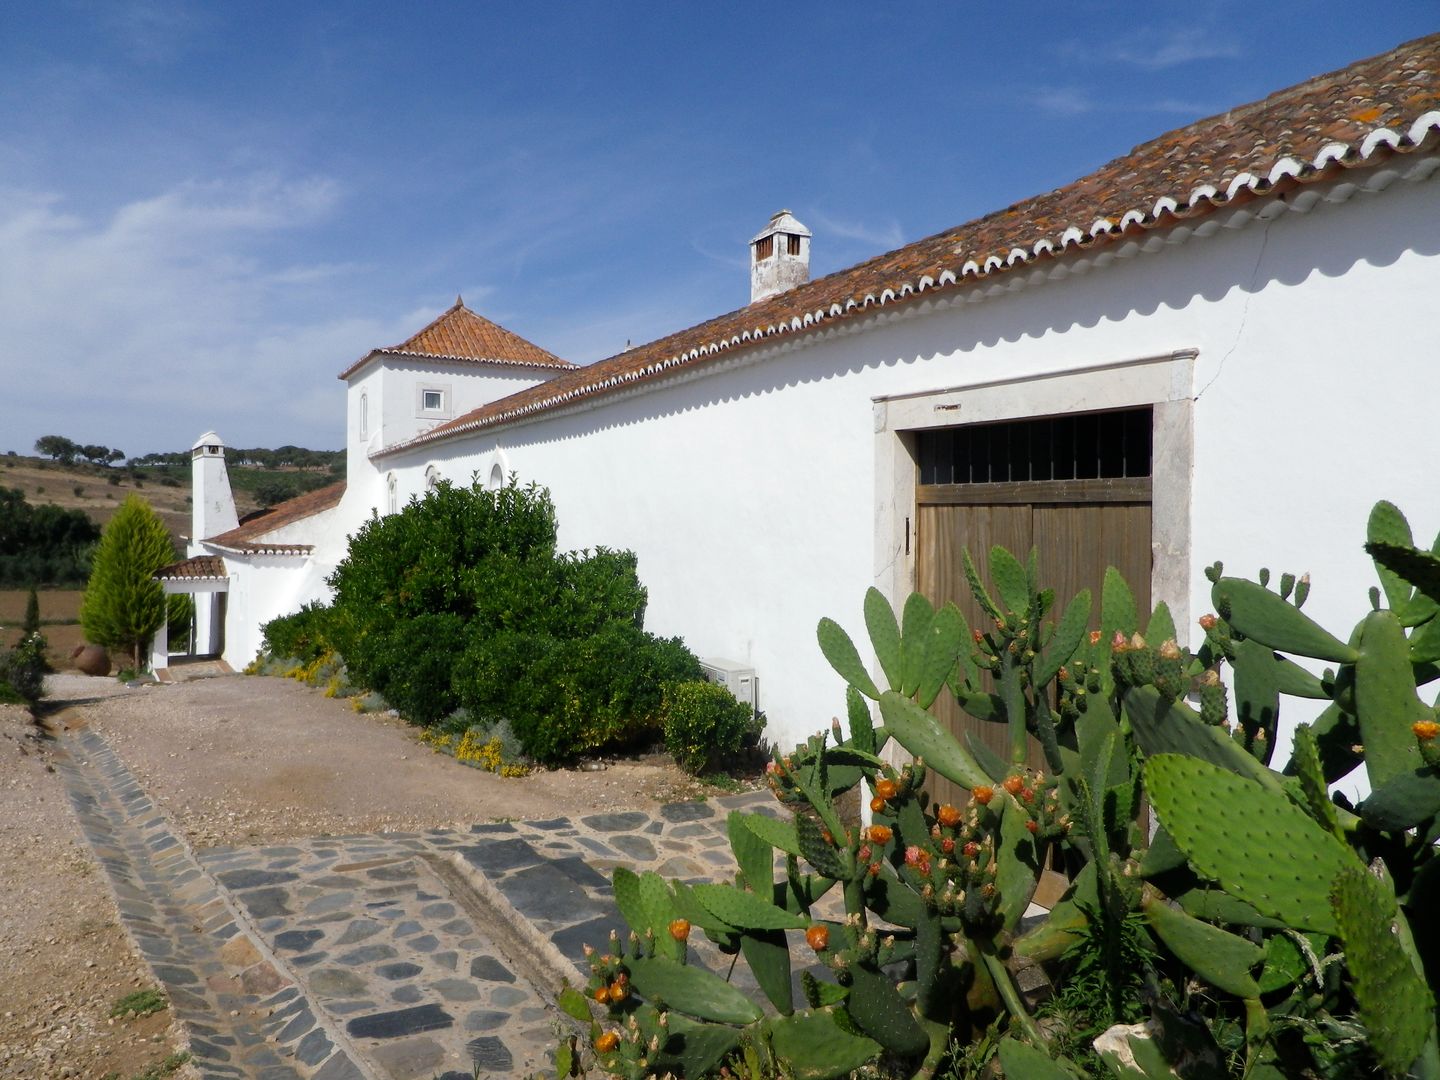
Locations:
218;551;337;671
362;170;1440;758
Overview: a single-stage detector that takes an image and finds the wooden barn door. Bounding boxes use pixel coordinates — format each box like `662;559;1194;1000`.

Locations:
914;408;1153;810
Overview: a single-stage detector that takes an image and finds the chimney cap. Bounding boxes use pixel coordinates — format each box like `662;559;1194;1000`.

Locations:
191;431;225;451
752;209;811;244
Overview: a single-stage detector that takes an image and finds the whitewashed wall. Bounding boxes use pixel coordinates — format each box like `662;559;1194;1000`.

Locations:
362;167;1440;763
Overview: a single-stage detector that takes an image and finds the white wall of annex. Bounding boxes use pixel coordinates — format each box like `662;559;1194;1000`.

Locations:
374;169;1439;758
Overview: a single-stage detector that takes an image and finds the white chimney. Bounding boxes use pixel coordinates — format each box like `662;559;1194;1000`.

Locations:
750;209;811;304
191;431;238;541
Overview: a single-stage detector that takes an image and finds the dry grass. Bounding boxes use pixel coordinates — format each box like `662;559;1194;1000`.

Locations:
0;589;99;669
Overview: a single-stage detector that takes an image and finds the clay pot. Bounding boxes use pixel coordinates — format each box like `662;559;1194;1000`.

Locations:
71;644;111;677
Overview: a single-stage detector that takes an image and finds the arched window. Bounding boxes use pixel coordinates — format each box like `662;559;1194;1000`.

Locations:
359;393;368;438
387;473;398;514
425;465;441;492
488;463;504;491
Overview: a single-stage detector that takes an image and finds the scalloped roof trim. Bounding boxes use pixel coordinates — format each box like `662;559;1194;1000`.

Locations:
384;101;1440;456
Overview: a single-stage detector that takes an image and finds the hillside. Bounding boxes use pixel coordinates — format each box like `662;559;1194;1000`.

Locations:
0;452;342;545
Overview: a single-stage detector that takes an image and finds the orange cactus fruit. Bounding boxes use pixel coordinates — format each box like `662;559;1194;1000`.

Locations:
593;985;610;1003
936;803;961;827
608;982;628;1003
1002;775;1024;796
1088;630;1103;646
595;1031;620;1054
971;785;994;805
668;918;691;941
1414;720;1440;741
866;824;893;845
1199;613;1218;631
1026;819;1039;834
870;796;887;814
805;924;830;952
875;778;898;800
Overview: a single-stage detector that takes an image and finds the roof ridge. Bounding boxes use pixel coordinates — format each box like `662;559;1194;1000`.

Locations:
382;32;1440;455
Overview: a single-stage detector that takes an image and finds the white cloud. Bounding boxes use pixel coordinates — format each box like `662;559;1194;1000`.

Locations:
808;211;906;252
1056;27;1243;72
1027;87;1097;116
0;176;410;455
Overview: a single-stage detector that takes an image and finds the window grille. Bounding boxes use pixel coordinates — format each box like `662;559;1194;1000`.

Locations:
917;407;1152;486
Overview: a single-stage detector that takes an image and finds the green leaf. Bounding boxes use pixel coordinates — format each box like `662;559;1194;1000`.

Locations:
1355;609;1428;789
899;592;936;697
1142;893;1263;999
1035;588;1092;688
1145;601;1177;647
879;690;990;790
741;929;793;1014
916;602;965;710
767;1009;882;1080
1146;755;1359;934
1359;766;1440;831
557;985;592;1023
729;811;774;896
1330;866;1436;1076
741;813;801;858
864;587;902;692
817;617;880;699
999;1037;1084;1079
1369;501;1418;613
1101;566;1139;641
1212;577;1359;663
795;811;846;879
988;546;1030;615
627;956;764;1025
846;685;876;755
845;964;928;1057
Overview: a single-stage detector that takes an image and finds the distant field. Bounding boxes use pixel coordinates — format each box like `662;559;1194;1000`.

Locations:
0;588;90;668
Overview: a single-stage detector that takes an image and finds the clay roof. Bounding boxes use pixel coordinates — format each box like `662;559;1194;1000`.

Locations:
338;298;573;379
388;33;1440;455
206;481;346;552
155;555;227;581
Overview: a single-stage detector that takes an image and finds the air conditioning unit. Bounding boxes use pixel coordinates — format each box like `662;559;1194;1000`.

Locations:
699;658;757;711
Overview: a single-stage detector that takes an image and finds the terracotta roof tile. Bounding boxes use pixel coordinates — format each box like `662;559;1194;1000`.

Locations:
155;555;227;581
393;33;1440;454
338;299;573;379
207;481;346;549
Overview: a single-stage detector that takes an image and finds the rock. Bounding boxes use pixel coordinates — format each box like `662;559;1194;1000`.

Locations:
71;645;110;677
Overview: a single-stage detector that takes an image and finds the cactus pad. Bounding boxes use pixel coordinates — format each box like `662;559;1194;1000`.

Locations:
1142;892;1262;999
817;616;880;699
1145;755;1359;934
627;955;764;1026
1124;686;1281;791
864;586;903;691
1330;865;1436;1076
767;1008;882;1080
1354;609;1428;789
1211;576;1359;663
880;689;989;790
694;882;808;931
1359;765;1440;831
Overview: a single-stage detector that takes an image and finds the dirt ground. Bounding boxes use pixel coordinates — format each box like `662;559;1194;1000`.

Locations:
0;672;728;1078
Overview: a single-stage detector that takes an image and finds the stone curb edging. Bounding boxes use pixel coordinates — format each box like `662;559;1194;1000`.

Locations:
54;722;378;1080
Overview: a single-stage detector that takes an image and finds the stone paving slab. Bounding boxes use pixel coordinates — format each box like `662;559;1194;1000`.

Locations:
57;722;835;1079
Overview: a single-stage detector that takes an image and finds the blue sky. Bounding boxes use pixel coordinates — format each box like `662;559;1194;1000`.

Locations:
1;2;1434;456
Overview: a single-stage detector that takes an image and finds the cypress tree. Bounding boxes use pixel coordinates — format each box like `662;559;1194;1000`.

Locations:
21;587;41;640
80;496;175;671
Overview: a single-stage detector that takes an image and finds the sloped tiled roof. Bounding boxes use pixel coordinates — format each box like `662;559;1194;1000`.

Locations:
338;298;573;379
205;481;346;554
155;555;227;581
388;33;1440;456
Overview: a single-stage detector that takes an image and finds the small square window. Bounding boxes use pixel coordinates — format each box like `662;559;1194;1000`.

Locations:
422;390;444;411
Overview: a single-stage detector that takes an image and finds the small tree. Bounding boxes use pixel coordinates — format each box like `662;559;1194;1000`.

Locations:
80;496;175;671
21;587;40;640
33;435;79;465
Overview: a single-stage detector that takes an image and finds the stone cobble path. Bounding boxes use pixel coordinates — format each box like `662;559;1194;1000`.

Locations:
57;721;798;1079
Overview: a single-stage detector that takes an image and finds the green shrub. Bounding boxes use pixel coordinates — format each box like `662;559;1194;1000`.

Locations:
350;611;468;726
260;602;333;665
662;679;762;774
0;632;49;706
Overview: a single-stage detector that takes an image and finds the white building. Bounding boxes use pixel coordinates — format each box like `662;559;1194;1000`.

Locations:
164;35;1440;781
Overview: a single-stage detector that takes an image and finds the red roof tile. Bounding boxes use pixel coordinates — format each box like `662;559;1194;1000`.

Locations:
392;34;1440;454
339;298;572;379
155;555;227;581
207;481;346;550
